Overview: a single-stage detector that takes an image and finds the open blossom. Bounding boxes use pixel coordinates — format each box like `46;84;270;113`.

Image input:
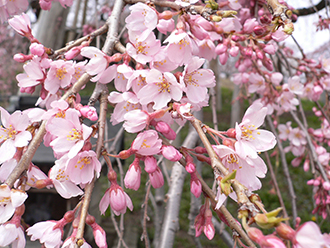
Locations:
127;31;161;64
27;221;63;248
99;183;133;215
125;2;158;36
47;109;93;158
180;57;215;103
294;221;330;248
16;57;45;90
49;156;84;199
0;223;25;247
131;130;162;156
164;31;197;66
66;150;102;184
214;145;267;191
108;91;141;125
80;47;109;80
0;108;32;163
44;60;75;94
235;101;276;159
248;73;266;94
137;69;183;110
0;185;27;224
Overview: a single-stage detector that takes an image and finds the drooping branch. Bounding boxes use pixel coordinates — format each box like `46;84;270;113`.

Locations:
293;0;326;16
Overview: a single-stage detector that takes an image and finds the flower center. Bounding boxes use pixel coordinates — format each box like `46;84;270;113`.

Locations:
55;168;69;181
75;157;91;170
156;78;171;93
56;67;67;80
241;124;260;140
67;128;82;141
0;125;17;140
140;139;151;149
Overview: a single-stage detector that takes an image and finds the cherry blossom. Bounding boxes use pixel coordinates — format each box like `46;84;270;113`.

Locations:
126;32;161;64
149;167;164;188
137;69;182;110
180;57;215;103
0;184;27;224
234;102;276;159
48;156;84;199
294;221;330;248
8;12;32;37
131;130;162;156
124;158;141;190
0;223;25;247
125;2;158;36
0;107;32;163
99;183;133;216
27;221;63;248
44;60;75;94
66;150;102;184
47;109;92;158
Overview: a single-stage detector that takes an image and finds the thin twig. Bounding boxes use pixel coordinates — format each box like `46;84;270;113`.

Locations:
142;182;152;248
266;116;298;225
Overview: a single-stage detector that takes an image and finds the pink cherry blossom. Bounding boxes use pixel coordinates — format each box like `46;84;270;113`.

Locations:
235;101;276;159
124;158;141;190
80;47;109;79
123;109;149;133
190;172;202;198
0;107;32;163
157;19;175;34
248;73;266;94
27;220;63;248
150;47;179;73
66;150;102;184
44;60;75;94
47;109;93;158
137;69;182;110
48;156;84;199
16;57;45;88
125;3;158;36
0;184;27;224
180;57;215;103
151;120;176;140
149;167;164;188
131;130;162;156
275;91;299;113
108;91;141;125
127;31;161;64
0;223;25;247
287;76;304;95
164;31;197;66
294;221;330;248
213;145;267;190
8;12;31;37
99;183;133;216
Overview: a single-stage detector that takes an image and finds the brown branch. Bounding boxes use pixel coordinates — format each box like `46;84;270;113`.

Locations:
142;182;152;248
293;0;326;16
75;89;108;246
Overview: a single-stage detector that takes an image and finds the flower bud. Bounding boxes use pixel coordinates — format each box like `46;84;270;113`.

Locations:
276;222;296;240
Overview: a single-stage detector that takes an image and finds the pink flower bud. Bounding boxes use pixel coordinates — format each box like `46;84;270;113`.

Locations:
144;156;157;173
185;162;196;173
8;13;32;37
39;0;52;10
161;145;182;162
219;52;228;65
14;53;33;63
215;43;228;55
79;106;98;121
153;120;176;140
229;46;239;57
254;26;266;36
262;58;273;71
124;159;141;191
149;167;164;188
190;173;202;198
263;44;277;54
276;223;296;240
30;43;45;56
323;181;330;190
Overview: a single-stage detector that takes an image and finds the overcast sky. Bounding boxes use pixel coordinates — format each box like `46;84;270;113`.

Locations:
285;0;330;54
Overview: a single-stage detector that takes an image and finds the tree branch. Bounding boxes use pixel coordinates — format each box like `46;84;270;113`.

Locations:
293;0;326;16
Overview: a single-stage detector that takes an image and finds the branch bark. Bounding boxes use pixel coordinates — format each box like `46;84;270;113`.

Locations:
293;0;326;16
